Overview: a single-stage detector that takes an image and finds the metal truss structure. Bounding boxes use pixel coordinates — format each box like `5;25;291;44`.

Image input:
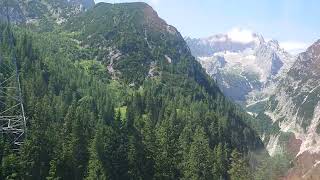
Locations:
0;58;27;149
0;4;27;149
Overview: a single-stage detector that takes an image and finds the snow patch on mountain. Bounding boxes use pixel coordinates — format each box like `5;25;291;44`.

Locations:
186;30;295;105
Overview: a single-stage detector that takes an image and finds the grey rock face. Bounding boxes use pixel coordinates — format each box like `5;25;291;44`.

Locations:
187;33;294;105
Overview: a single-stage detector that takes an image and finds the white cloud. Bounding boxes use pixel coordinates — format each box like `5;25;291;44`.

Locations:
280;41;309;55
226;27;309;55
227;27;256;43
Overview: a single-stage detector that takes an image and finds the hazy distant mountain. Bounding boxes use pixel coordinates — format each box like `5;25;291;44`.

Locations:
186;29;295;105
185;30;264;57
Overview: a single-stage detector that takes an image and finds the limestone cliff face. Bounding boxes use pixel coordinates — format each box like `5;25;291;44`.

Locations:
261;40;320;179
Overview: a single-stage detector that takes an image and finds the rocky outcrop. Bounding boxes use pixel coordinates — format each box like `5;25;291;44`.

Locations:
284;152;320;180
261;40;320;179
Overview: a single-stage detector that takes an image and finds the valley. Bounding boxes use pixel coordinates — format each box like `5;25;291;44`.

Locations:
187;29;320;179
0;0;318;179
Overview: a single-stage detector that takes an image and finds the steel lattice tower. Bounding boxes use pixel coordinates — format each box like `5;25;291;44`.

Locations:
0;1;27;149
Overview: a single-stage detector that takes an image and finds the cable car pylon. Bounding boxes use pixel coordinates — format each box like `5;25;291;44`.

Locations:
0;0;27;150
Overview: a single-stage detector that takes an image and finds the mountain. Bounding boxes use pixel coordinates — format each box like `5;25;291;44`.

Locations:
186;29;295;105
0;2;267;179
186;29;320;179
0;0;95;25
186;30;263;57
257;40;320;179
63;2;193;85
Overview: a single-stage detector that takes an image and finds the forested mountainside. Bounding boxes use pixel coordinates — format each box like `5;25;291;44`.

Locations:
63;2;198;85
0;2;275;180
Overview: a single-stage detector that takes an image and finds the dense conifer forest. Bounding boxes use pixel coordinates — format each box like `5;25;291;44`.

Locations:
0;2;289;180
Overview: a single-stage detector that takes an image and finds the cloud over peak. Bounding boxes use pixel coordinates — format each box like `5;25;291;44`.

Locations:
227;27;257;44
226;27;308;55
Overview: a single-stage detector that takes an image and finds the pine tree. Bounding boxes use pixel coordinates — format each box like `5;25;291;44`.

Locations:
213;143;228;178
46;159;61;180
155;109;181;179
183;127;212;180
70;105;92;180
86;126;107;180
228;149;252;180
1;153;21;179
20;98;52;180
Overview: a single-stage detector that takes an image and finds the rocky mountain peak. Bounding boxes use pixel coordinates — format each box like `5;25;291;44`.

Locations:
267;39;280;49
253;33;266;45
185;29;269;58
306;39;320;60
186;31;295;104
141;2;177;34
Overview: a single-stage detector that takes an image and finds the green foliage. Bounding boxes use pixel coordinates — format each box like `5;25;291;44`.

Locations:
0;3;266;179
76;60;109;81
298;88;320;130
246;99;267;115
183;128;213;180
255;112;280;137
63;2;196;85
1;153;21;179
254;153;292;180
228;150;253;180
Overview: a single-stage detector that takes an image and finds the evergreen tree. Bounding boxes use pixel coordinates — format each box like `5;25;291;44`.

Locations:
228;150;252;180
0;8;266;180
183;127;213;180
47;159;61;180
86;126;107;180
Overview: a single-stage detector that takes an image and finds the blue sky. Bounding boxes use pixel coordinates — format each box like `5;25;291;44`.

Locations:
94;0;320;54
